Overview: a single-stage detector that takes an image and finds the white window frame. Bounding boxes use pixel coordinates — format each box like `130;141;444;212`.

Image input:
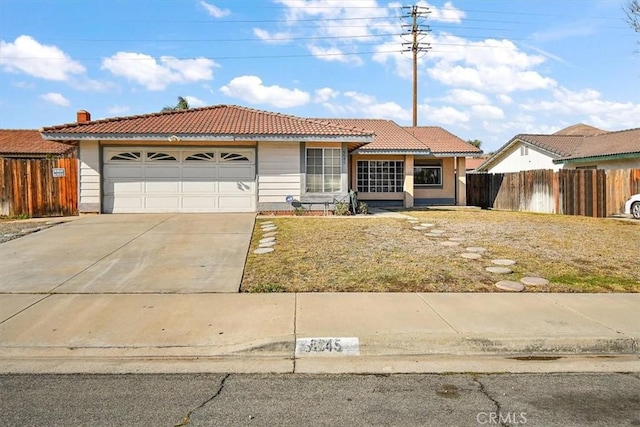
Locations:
305;148;342;193
357;160;404;193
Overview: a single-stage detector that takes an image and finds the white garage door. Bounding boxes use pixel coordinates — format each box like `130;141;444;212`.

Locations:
103;147;256;213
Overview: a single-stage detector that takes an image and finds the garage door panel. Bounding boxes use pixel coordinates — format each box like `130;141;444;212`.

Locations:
103;147;255;213
182;181;218;193
219;165;254;179
219;181;255;194
182;166;217;179
105;166;144;179
145;181;180;193
145;166;180;179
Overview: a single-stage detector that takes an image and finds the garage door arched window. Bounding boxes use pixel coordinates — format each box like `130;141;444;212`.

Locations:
147;152;178;162
221;152;250;162
110;152;141;162
184;152;216;162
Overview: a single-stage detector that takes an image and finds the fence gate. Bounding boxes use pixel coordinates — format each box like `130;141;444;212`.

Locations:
0;158;78;217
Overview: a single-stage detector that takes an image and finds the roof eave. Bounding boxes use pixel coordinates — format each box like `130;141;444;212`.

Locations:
553;151;640;164
41;133;373;143
431;151;483;157
352;149;432;155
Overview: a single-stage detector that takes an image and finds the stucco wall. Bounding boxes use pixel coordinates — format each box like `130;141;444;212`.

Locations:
488;143;562;173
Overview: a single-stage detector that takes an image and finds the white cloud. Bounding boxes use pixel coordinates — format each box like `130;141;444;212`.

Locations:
420;104;470;125
253;28;293;44
220;75;310;108
200;1;230;18
442;89;490;105
184;95;207;107
314;87;340;103
0;35;85;81
417;1;465;23
102;52;217;91
307;45;357;63
107;105;130;115
497;94;513;105
471;104;504;120
40;92;70;107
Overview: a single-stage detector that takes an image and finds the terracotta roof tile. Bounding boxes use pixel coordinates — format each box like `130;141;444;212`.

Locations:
320;119;429;151
517;134;583;157
405;126;482;154
0;129;75;156
563;127;640;160
41;105;373;138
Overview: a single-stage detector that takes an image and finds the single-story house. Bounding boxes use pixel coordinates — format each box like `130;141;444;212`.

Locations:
476;124;640;173
40;105;477;214
0;129;76;158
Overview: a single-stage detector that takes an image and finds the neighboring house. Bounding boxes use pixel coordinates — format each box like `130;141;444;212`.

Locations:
40;105;475;214
476;124;640;173
0;129;76;158
465;156;490;172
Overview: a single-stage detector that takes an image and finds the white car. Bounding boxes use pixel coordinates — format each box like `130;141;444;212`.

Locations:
625;193;640;219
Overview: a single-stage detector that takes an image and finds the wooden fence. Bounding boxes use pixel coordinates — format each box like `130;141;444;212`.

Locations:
0;158;78;217
467;168;640;218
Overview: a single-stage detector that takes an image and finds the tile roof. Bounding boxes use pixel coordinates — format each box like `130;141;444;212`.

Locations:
0;129;75;156
41;105;373;138
559;127;640;161
517;134;584;157
405;126;482;155
320;119;430;152
553;123;606;136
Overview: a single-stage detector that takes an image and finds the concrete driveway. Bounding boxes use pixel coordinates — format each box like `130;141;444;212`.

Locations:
0;214;255;293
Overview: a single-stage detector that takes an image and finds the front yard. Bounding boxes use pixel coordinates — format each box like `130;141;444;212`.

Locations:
241;210;640;293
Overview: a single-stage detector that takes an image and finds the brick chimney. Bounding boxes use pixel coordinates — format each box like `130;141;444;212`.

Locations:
77;110;91;123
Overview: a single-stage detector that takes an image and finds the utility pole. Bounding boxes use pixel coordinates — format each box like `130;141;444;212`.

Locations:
402;5;431;127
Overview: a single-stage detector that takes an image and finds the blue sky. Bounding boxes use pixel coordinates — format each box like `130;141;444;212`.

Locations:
1;0;638;152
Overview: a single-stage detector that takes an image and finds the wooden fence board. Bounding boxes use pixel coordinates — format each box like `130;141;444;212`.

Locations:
467;168;633;218
0;158;78;217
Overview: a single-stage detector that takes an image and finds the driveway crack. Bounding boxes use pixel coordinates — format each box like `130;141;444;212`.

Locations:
473;376;509;427
174;373;230;426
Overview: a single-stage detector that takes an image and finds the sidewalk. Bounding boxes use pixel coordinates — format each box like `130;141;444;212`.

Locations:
0;292;638;374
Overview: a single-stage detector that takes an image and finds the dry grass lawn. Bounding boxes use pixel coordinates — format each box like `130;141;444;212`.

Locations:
241;210;640;293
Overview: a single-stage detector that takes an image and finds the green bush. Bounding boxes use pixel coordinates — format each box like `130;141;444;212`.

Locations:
334;201;351;216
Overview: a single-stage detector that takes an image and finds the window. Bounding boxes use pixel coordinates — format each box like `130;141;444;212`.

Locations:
184;152;215;161
221;152;250;162
414;166;442;186
520;146;529;156
109;152;141;162
306;148;341;192
147;152;177;161
357;161;404;193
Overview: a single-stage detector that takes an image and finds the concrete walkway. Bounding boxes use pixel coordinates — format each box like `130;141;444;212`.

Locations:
0;292;638;374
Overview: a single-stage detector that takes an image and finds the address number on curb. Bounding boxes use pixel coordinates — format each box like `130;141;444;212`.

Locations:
295;337;360;356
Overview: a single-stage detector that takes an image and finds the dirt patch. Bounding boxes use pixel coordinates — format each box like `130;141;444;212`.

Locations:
241;210;640;293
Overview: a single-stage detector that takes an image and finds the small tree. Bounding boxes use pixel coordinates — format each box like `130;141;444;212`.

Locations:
467;139;482;149
161;96;190;112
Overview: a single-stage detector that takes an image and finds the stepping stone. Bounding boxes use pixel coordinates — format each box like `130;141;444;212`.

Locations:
262;232;278;238
407;219;419;223
425;233;445;238
259;237;276;244
254;248;274;254
412;226;428;230
420;223;435;227
261;221;275;226
466;247;487;253
492;259;516;266
486;266;513;274
495;280;525;292
262;226;277;232
430;229;446;234
439;241;460;247
21;228;40;233
448;237;466;242
259;241;276;248
521;277;549;287
460;252;482;260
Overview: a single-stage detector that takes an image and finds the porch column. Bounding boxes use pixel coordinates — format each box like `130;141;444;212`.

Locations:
457;156;467;206
404;155;414;208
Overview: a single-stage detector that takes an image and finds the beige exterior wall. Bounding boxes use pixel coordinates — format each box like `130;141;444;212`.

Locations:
457;157;467;205
414;157;455;203
78;140;101;213
257;142;301;205
563;157;640;170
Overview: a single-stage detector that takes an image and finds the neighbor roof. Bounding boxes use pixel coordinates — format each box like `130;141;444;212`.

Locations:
405;126;482;156
553;123;606;136
320;119;431;154
41;105;374;145
0;129;75;156
477;125;639;171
